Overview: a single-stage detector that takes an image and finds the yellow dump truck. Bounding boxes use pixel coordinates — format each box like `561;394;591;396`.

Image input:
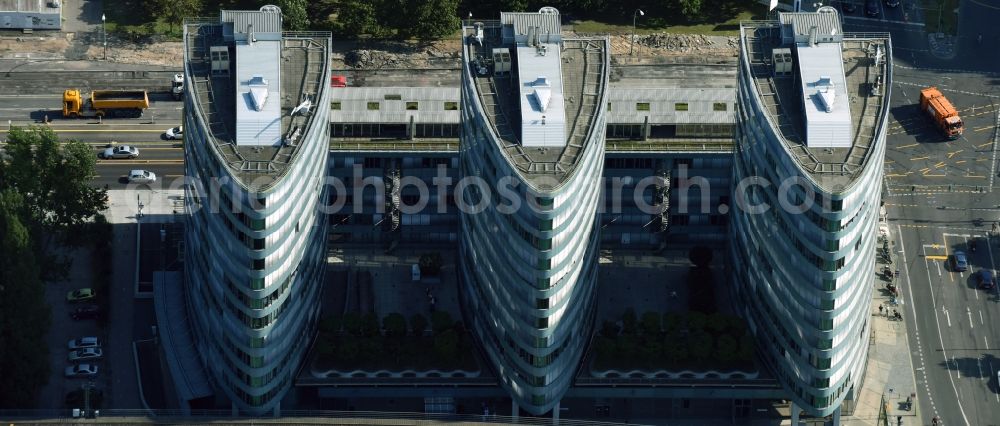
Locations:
62;89;149;118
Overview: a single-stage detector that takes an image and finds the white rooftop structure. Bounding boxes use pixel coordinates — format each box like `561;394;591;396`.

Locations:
235;39;282;146
796;36;851;148
517;45;566;147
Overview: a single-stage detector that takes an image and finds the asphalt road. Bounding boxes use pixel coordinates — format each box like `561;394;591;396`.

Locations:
0;94;186;187
866;0;1000;423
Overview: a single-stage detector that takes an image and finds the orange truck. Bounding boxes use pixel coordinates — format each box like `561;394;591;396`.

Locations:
62;89;149;119
919;87;964;140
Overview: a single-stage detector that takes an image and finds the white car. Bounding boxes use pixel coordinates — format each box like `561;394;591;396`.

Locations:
128;170;157;184
67;337;101;350
65;364;98;378
165;125;183;140
100;145;139;159
68;347;103;361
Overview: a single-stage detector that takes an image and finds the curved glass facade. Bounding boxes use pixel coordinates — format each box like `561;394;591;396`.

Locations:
729;19;891;418
182;14;331;414
457;16;610;414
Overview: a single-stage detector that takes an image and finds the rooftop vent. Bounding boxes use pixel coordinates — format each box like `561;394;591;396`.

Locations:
247;75;269;111
815;76;835;113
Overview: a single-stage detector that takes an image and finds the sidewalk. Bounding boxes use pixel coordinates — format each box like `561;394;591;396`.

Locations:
844;235;920;426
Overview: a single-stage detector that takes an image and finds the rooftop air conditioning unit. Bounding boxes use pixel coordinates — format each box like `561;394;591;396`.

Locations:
772;48;793;77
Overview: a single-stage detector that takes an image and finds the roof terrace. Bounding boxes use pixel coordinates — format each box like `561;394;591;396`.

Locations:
740;15;891;192
184;13;329;191
464;15;609;185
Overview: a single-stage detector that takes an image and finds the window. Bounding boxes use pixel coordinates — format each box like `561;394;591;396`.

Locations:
820;299;834;310
250;278;265;290
532;394;545;405
384;94;402;100
675;103;689;111
444;101;458;110
537;258;551;270
405;101;418;110
367;102;380;110
536;277;550;290
713;102;727;111
814;377;830;388
250;355;264;368
534;336;548;348
249;336;265;348
536;317;549;329
537;238;552;250
822;278;836;291
607;102;612;111
250;218;265;231
331;101;341;110
536;298;549;310
818;318;833;331
538;219;552;231
253;238;264;250
636;102;650;111
817;338;832;350
252;258;265;271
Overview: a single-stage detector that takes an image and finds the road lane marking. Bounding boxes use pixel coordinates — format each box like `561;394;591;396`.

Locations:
967;307;974;329
897;143;919;149
974;125;994;132
944;306;951;327
977;141;993;149
911;156;929;161
925;255;948;260
980;310;984;325
955;357;960;379
947;150;962;158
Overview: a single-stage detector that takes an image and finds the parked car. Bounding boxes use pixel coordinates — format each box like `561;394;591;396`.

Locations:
67;337;101;350
65;364;99;378
979;269;995;289
884;0;899;7
840;1;857;13
865;0;879;16
951;250;969;272
128;169;157;184
99;145;139;159
70;305;101;320
66;288;96;302
68;347;103;361
165;125;183;140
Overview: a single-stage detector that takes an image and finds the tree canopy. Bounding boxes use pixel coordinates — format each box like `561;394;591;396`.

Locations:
0;126;107;407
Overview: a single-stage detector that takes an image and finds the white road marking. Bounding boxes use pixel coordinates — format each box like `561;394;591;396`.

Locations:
967;307;974;329
980;311;984;325
944;306;951;327
955;357;961;379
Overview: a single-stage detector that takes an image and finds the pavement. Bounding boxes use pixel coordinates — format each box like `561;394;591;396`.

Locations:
843;229;921;426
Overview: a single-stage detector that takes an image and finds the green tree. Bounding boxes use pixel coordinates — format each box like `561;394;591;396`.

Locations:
433;329;459;361
382;313;407;337
686;311;707;332
737;334;755;362
640;311;661;336
690;331;713;360
410;313;428;336
147;0;203;33
662;333;688;362
662;312;682;333
0;126;107;240
361;312;380;337
600;319;619;337
342;312;363;336
706;312;729;334
276;0;310;31
334;0;388;38
319;315;343;336
431;310;452;334
398;0;461;40
621;308;638;335
715;334;738;363
0;191;51;407
677;0;703;21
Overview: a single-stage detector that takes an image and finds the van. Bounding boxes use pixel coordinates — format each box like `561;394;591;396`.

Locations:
979;269;995;289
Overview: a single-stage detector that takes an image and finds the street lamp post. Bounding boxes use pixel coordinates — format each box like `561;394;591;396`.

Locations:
630;9;644;57
101;14;107;61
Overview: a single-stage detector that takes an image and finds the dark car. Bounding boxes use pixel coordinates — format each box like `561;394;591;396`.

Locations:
884;0;900;7
841;1;857;14
979;269;995;289
865;0;880;16
951;250;969;272
71;305;101;320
